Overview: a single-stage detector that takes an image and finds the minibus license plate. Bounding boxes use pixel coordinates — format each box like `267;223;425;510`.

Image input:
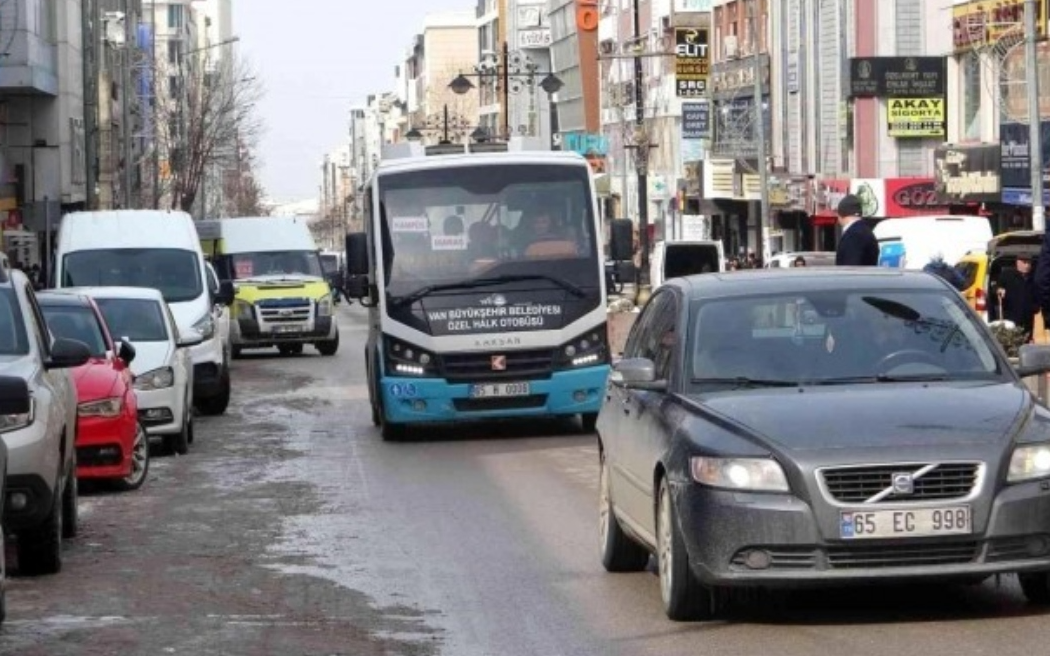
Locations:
469;382;531;398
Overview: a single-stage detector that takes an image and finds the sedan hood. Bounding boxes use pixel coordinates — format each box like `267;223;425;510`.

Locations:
71;359;120;401
126;341;173;376
685;382;1029;452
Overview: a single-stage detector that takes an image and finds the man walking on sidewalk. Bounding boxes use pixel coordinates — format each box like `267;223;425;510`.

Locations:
835;194;880;266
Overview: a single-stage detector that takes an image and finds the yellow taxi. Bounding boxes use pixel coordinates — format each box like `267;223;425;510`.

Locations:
955;250;988;313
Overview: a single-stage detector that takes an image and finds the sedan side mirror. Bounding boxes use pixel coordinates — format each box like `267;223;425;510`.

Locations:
0;375;30;414
1018;344;1050;377
117;340;136;365
215;280;235;306
46;337;92;370
612;357;667;391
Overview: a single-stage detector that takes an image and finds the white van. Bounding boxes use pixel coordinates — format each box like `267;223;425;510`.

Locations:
873;215;992;270
650;240;725;288
53;210;235;416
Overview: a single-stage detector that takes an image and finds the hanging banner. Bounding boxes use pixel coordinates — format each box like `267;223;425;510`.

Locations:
886;97;946;138
675;28;710;98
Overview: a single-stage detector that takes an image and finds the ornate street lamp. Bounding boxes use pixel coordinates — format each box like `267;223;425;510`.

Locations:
404;104;474;144
449;41;563;140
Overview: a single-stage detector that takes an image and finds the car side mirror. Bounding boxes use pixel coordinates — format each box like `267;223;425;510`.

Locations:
215;280;235;306
0;375;30;414
177;328;205;348
346;232;369;276
1017;344;1050;377
117;340;136;365
46;337;92;370
612;357;667;391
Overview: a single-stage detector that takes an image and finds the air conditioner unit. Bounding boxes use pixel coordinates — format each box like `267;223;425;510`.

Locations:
599;39;616;56
724;35;738;59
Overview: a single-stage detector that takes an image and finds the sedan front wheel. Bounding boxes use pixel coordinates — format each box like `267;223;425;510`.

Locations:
657;479;714;621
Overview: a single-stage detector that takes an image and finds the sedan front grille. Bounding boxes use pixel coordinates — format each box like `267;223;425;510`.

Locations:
820;463;981;504
826;541;979;568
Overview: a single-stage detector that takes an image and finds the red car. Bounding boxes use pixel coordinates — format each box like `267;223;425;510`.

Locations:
38;291;149;491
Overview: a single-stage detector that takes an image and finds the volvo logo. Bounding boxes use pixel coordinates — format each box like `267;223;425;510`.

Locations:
891;472;915;495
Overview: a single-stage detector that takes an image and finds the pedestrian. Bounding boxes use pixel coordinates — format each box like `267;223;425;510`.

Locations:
834;194;879;266
1000;254;1039;336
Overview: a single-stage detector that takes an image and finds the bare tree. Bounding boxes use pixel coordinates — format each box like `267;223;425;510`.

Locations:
156;51;264;213
222;144;269;217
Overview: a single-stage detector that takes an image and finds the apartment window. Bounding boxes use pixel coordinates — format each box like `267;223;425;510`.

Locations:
168;4;184;29
168;40;181;65
962;55;980;139
169;75;180;96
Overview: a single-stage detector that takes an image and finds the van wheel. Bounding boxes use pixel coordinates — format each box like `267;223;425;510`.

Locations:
317;331;339;356
17;486;63;575
61;471;78;539
196;368;231;415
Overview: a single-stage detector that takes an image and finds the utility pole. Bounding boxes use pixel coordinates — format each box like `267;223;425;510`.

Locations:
82;0;98;209
122;0;133;208
1026;0;1045;230
151;0;160;208
632;0;652;305
750;0;772;263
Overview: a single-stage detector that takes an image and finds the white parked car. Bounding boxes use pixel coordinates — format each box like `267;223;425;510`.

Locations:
68;287;201;455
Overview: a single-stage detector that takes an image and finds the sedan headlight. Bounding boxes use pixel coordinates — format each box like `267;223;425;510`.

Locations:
1008;444;1050;483
134;367;175;391
0;398;34;433
193;313;215;340
317;294;333;317
691;456;790;493
78;397;123;418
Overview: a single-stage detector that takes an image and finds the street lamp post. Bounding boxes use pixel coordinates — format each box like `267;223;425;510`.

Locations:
449;42;563;141
405;104;476;144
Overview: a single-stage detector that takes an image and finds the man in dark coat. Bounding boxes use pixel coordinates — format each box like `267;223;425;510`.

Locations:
835;194;880;266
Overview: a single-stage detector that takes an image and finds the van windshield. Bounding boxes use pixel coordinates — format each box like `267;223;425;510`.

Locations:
62;249;203;303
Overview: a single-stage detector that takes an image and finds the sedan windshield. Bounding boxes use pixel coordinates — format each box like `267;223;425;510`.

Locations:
688;289;1001;387
94;299;169;343
378;163;599;299
41;305;107;357
62;249;202;303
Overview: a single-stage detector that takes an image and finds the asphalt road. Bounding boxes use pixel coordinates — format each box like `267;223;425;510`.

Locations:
2;303;1050;655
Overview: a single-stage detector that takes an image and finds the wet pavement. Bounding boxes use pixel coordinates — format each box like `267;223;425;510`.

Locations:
2;304;1050;655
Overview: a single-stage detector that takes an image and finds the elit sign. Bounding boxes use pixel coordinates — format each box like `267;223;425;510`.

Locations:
675;28;710;98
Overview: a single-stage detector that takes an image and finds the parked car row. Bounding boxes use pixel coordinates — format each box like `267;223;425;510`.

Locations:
0;210;241;626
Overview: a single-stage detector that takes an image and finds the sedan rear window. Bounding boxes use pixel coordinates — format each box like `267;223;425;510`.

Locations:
689;289;1000;386
94;298;169;343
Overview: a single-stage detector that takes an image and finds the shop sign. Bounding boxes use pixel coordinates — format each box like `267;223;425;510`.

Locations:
703;159;735;199
682;102;709;139
884;178;949;217
1000;120;1050;190
848;179;886;218
812;179;849;216
933;143;1001;203
887;97;946;138
675;28;710;97
953;0;1047;52
849;57;946;98
674;0;712;10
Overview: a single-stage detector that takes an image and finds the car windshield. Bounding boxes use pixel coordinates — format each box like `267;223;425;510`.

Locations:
688;288;1002;388
0;289;29;355
228;251;324;279
40;305;107;357
62;249;203;303
378;163;599;298
93;298;169;343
